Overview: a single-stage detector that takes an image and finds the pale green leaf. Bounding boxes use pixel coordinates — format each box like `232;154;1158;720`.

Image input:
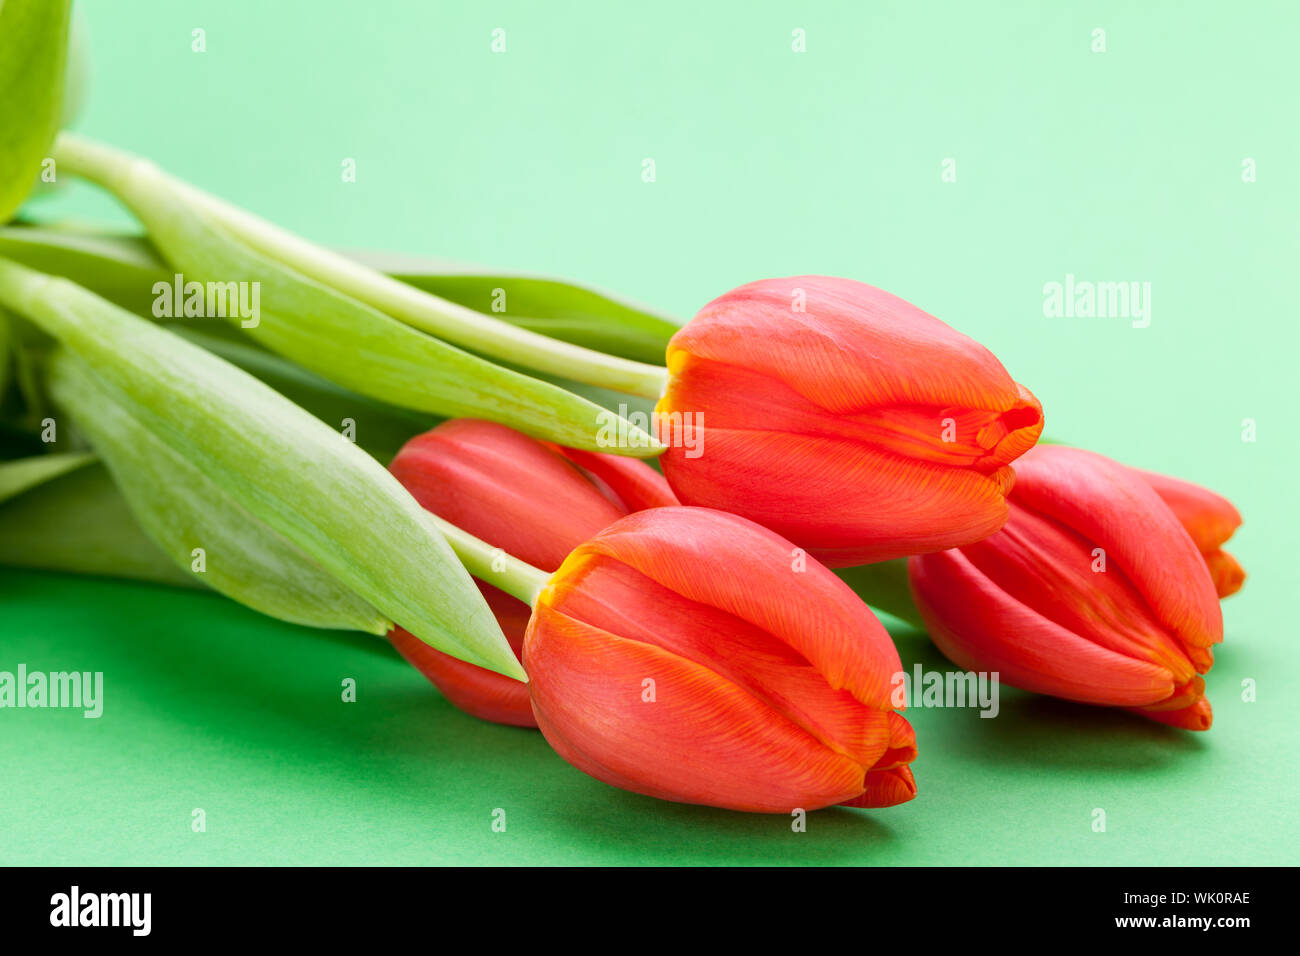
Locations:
0;457;196;587
0;0;71;220
0;448;95;504
173;329;436;465
347;249;681;364
46;349;391;633
0;256;525;679
0;226;165;314
0;224;680;367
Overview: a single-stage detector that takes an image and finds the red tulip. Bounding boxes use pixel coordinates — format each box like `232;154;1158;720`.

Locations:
1129;467;1245;598
908;444;1223;730
654;276;1044;567
388;419;677;726
525;506;917;812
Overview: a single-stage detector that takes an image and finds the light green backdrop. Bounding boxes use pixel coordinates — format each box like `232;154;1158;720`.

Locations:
3;0;1297;864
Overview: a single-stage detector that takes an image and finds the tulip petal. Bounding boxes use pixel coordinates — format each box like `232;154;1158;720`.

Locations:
391;420;625;571
960;502;1200;684
660;352;1041;471
655;277;1043;562
869;712;919;772
389;581;535;727
546;554;893;768
842;766;917;809
1130;467;1243;552
1132;695;1213;731
670;276;1036;421
909;549;1176;707
1127;466;1246;599
391;634;534;727
388;420;680;728
659;428;1013;566
558;445;679;512
656;349;1040;564
1010;446;1223;650
1205;549;1246;598
559;507;903;709
526;602;869;812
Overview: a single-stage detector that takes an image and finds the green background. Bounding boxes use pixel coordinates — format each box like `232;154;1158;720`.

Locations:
3;0;1297;864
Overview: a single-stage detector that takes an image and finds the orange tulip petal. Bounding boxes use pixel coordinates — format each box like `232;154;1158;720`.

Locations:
1132;694;1213;731
658;429;1013;566
1010;445;1222;650
390;420;625;571
392;629;535;727
659;351;1042;472
869;712;919;772
909;549;1176;707
559;445;680;512
842;766;917;808
960;502;1200;684
1205;549;1246;598
669;276;1034;418
560;507;903;709
545;554;893;768
525;602;869;812
389;582;535;727
1130;467;1243;552
389;420;689;731
654;277;1044;562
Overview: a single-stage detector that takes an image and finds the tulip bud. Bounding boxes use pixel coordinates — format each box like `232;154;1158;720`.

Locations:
908;444;1224;730
654;276;1044;567
1128;467;1245;598
388;419;677;726
525;506;917;811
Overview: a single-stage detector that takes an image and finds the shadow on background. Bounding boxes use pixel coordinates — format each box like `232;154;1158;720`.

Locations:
7;568;1228;862
952;695;1206;771
890;623;1207;773
4;571;898;863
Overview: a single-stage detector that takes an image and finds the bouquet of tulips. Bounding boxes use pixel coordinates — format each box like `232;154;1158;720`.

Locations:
0;4;1243;813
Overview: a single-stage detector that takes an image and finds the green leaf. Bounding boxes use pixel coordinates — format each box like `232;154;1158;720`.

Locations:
173;329;436;465
61;6;89;127
0;307;11;400
0;0;71;220
46;349;391;633
0;224;434;461
0;226;167;314
0;256;526;679
0;448;95;504
0;225;681;365
0;457;196;588
50;136;664;455
348;249;681;365
2;315;52;429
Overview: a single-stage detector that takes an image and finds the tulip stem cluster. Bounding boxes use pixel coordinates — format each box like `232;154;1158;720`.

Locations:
52;134;674;403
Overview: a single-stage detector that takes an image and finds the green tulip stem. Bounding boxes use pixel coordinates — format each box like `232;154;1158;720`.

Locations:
52;133;672;401
425;514;551;607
